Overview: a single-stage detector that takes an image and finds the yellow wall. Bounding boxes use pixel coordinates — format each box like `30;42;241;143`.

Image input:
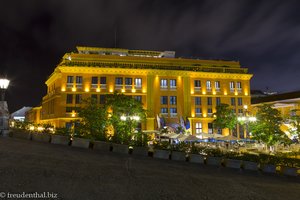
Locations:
36;47;252;137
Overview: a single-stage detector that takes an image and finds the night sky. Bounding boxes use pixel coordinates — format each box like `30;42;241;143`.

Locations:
1;0;300;112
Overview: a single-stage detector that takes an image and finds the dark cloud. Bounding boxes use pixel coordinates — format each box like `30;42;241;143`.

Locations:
1;0;300;111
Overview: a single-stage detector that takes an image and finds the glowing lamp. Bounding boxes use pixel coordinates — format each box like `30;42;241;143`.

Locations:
120;115;127;121
132;88;136;93
61;87;66;92
121;89;125;93
96;88;100;92
72;88;76;92
85;88;90;92
0;78;10;89
109;89;113;93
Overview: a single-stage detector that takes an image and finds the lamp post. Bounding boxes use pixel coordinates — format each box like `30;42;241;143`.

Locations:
237;105;256;139
0;78;10;136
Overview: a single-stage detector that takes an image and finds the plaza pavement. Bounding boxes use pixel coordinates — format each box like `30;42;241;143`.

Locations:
0;137;299;200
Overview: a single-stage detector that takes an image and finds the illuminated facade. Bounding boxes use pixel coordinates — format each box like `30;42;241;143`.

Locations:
34;46;252;137
252;91;300;138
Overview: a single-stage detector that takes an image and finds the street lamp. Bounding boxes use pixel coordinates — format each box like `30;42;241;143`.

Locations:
237;105;256;139
0;78;10;136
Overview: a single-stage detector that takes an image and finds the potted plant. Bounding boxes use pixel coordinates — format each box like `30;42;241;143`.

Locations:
204;148;224;166
171;142;188;161
153;141;171;160
259;153;280;173
110;129;130;154
51;127;71;145
92;130;111;152
188;144;205;164
223;151;242;169
277;152;300;176
240;153;259;171
11;128;32;140
71;124;91;149
131;131;149;156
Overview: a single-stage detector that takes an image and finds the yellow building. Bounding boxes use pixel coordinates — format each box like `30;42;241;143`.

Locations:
251;91;300;138
36;46;252;137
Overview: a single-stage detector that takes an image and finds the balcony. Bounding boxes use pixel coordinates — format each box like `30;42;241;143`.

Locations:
100;84;107;89
194;87;201;92
115;84;123;90
91;84;98;89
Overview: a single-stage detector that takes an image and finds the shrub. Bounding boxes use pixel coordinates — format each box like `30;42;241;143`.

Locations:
190;144;207;154
204;148;223;157
153;141;170;150
171;142;189;152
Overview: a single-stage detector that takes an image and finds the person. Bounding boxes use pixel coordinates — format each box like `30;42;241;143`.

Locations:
225;142;229;149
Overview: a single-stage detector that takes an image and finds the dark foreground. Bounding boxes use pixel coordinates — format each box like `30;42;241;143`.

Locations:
0;137;299;200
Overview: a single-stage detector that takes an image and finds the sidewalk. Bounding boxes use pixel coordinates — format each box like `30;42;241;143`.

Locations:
0;137;299;200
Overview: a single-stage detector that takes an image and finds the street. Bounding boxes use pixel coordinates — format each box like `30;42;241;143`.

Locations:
0;137;299;200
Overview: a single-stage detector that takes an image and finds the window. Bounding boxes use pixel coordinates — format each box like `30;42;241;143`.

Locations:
238;98;243;106
238;109;243;115
91;77;98;88
170;96;177;105
75;94;82;104
66;94;73;104
208;108;213;116
237;82;242;91
160;79;168;89
195;108;202;115
207;97;212;105
100;77;106;84
216;97;221;106
208;123;213;134
76;76;83;88
195;122;202;134
170;79;176;89
231;98;236;106
91;94;97;101
91;77;98;85
215;81;220;91
100;77;106;89
134;96;142;102
194;80;201;89
66;107;73;113
160;108;168;115
67;76;73;88
100;95;106;104
160;96;168;105
115;77;123;85
206;80;211;91
125;78;132;85
170;108;177;117
195;97;201;105
135;78;142;88
230;81;235;91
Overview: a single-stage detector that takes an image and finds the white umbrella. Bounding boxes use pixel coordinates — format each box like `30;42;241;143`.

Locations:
210;133;225;138
218;135;238;141
183;135;201;142
196;132;210;139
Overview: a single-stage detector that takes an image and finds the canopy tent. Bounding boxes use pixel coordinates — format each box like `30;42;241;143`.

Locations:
196;132;211;139
182;135;201;142
218;135;238;141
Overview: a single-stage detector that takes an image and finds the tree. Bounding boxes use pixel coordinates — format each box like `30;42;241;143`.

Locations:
249;104;287;150
287;109;300;140
213;103;237;135
75;97;108;141
105;92;146;144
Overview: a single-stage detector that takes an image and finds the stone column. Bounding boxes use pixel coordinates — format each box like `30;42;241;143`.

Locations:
0;101;9;136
